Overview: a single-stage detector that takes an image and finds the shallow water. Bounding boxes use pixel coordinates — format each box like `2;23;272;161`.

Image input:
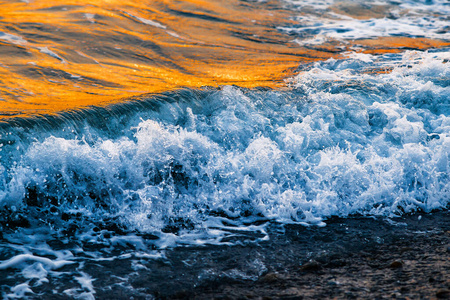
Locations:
0;0;449;299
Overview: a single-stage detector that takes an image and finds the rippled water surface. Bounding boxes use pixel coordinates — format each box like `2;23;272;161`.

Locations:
0;0;448;118
0;0;316;117
0;0;449;299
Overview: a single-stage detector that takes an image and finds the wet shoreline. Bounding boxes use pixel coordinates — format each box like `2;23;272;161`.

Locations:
61;211;450;299
147;211;450;299
1;211;449;299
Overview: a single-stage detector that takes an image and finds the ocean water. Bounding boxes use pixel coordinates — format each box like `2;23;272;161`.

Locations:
281;0;450;43
0;0;449;298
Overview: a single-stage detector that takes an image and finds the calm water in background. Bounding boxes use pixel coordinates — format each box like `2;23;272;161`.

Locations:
0;0;448;118
0;0;449;298
0;0;324;118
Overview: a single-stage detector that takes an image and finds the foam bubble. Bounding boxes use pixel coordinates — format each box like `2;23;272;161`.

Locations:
0;254;74;270
6;283;33;299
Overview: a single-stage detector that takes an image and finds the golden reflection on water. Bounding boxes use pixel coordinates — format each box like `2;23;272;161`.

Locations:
0;0;448;119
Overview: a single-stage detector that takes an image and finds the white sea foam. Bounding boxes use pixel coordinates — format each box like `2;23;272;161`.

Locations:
280;0;450;44
38;47;66;63
284;15;450;43
0;1;448;298
0;32;27;45
0;51;448;249
123;11;166;29
283;0;450;12
62;272;96;300
0;249;76;299
0;48;448;298
5;283;33;299
283;0;334;11
84;13;95;23
0;254;74;270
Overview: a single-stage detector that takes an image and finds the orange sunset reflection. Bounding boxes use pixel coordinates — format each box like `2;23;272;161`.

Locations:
0;0;448;119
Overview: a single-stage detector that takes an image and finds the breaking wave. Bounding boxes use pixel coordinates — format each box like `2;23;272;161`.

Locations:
0;50;448;249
